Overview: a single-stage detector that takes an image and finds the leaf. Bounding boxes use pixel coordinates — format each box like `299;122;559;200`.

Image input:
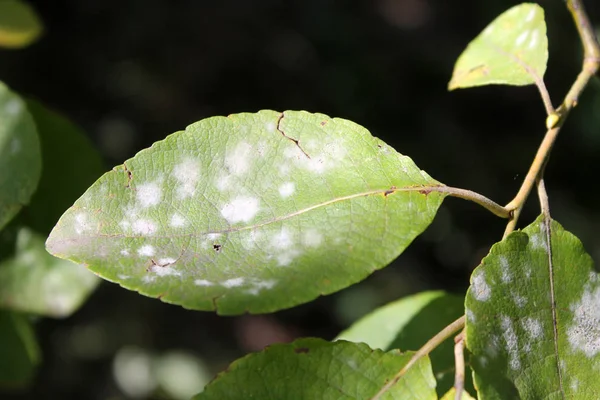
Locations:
0;311;40;388
465;216;600;399
440;388;475;400
0;100;102;317
0;82;41;230
46;110;446;315
336;291;467;397
448;3;548;90
193;338;437;400
0;0;43;49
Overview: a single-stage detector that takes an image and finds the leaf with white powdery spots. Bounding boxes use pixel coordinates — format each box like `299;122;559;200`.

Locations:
46;110;446;314
0;82;41;230
449;3;548;90
465;215;600;399
193;338;437;400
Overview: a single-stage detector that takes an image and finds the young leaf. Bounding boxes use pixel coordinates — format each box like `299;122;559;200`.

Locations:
193;338;437;400
0;82;41;230
448;3;548;90
0;0;43;49
0;100;102;317
336;291;466;397
465;216;600;399
440;388;475;400
46;110;446;315
0;311;40;388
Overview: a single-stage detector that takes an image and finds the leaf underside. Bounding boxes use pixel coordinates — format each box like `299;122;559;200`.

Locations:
449;3;548;90
46;110;446;315
193;338;437;400
466;216;600;399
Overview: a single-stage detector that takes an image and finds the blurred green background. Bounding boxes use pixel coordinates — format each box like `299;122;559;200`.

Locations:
1;0;600;398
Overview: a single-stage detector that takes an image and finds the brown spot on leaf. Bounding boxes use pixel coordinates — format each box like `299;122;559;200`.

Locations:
320;120;327;126
418;188;432;196
294;347;309;354
213;244;222;252
384;186;397;196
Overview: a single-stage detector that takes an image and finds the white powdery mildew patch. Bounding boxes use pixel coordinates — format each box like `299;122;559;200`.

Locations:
522;317;543;340
74;212;92;234
567;286;600;357
528;29;540;50
265;121;276;133
172;157;201;198
137;245;155;257
136;181;162;208
148;265;181;277
515;31;529;46
132;219;158;235
466;308;476;324
117;274;130;280
221;277;244;288
206;233;221;240
220;196;260;223
472;270;492;301
271;228;301;266
157;258;177;265
513;293;527;308
195;279;214;287
246;279;277;296
302;229;323;248
278;182;295;198
170;213;186;228
500;256;512;283
120;249;130;256
501;315;521;370
225;141;253;175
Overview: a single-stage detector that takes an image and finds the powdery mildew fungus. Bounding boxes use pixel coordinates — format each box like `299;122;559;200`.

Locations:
120;249;130;256
512;293;527;308
278;182;295;198
74;212;94;234
132;219;157;235
170;213;186;228
220;196;260;224
221;277;244;288
225;141;253;176
136;181;162;208
472;270;492;301
501;315;521;370
499;256;512;283
172;157;201;199
137;245;155;257
157;258;176;265
466;308;476;323
194;279;214;287
245;279;277;296
148;265;181;277
567;286;600;357
270;228;302;266
302;229;323;248
522;317;542;340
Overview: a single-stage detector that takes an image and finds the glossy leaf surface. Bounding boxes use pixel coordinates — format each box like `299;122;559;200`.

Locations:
193;338;437;400
0;82;41;230
337;291;465;396
449;3;547;90
46;110;446;314
466;216;600;399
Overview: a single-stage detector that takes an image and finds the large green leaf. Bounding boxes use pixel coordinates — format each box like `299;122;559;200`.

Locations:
0;311;40;388
336;291;466;397
465;216;600;399
0;100;102;317
193;338;437;400
0;0;43;49
449;3;548;90
0;82;41;230
46;110;446;315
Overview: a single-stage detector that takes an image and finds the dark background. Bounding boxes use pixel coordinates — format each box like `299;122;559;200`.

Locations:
2;0;600;398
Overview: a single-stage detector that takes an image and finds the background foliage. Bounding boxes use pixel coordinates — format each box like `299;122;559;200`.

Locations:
1;0;600;398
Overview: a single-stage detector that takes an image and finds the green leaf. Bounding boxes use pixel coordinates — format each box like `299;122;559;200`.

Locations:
465;216;600;399
336;291;466;396
0;100;102;317
0;0;43;49
0;311;40;388
448;3;547;90
0;82;41;230
193;338;437;400
440;388;475;400
46;110;446;315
